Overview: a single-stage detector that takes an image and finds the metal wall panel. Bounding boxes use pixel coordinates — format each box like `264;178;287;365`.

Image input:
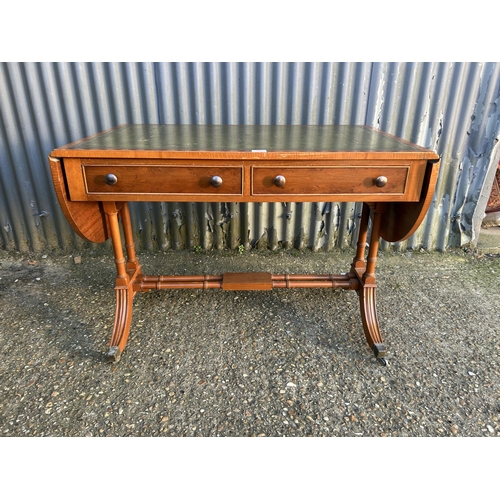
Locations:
1;62;500;253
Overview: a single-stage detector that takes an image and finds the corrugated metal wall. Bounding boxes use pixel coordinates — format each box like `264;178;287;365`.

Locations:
1;62;500;254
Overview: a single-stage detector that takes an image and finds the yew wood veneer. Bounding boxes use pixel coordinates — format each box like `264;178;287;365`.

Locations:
48;124;440;364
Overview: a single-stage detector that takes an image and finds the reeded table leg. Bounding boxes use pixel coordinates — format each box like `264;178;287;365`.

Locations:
103;202;140;362
107;286;134;362
351;203;386;363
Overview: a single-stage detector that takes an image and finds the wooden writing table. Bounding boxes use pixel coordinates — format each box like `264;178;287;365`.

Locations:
48;125;440;364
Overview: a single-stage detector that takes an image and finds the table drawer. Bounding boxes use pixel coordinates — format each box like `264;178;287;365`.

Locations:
83;164;243;196
251;166;409;196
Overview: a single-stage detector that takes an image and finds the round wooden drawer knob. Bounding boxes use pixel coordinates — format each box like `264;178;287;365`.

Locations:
105;174;118;186
375;176;388;188
210;175;223;188
274;175;286;187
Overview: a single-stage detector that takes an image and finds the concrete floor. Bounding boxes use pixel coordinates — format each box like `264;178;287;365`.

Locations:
477;225;500;254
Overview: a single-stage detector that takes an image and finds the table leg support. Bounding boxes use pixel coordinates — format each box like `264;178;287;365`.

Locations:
352;203;387;362
100;200;389;364
358;283;386;360
107;285;134;362
103;201;139;362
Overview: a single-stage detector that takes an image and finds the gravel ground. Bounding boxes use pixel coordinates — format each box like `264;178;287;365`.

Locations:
1;246;499;438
